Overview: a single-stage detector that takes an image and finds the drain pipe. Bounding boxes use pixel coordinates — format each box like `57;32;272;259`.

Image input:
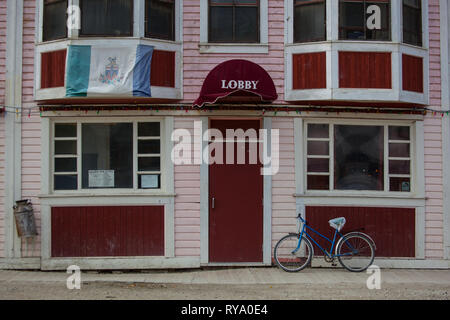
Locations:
4;0;23;259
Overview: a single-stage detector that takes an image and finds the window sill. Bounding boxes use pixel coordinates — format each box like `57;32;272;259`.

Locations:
198;42;269;54
294;192;425;200
39;192;177;199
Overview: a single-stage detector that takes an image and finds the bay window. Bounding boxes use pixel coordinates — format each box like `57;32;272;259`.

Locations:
339;0;391;41
294;0;326;43
402;0;422;47
79;0;133;37
53;121;162;191
208;0;260;43
306;123;412;192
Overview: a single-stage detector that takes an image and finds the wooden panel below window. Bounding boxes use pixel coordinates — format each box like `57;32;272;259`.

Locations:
402;54;424;93
51;206;164;257
306;206;415;258
151;50;175;88
41;49;67;89
293;52;327;89
339;52;392;89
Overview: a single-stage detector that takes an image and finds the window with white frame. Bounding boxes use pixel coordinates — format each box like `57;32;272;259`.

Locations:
52;121;162;191
79;0;134;37
339;0;391;41
402;0;422;47
306;123;412;192
294;0;326;43
43;0;68;42
208;0;260;43
145;0;175;41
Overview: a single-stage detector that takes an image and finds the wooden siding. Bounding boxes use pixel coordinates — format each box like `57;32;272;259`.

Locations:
181;0;285;103
21;0;41;258
339;52;392;89
306;206;416;258
271;118;297;252
151;50;175;88
51;206;164;257
5;0;445;263
292;52;327;89
0;0;6;257
402;54;424;93
41;50;66;89
424;0;444;258
174;117;201;257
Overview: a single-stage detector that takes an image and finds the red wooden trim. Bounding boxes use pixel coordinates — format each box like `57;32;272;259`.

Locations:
339;52;392;89
402;54;424;93
293;52;327;90
51;206;164;257
151;50;175;88
41;49;67;89
305;206;415;258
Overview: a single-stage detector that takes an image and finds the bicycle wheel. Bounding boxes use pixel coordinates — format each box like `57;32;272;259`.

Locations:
274;234;313;272
337;233;375;272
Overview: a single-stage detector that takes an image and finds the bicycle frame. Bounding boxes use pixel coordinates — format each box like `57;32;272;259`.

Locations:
294;216;355;258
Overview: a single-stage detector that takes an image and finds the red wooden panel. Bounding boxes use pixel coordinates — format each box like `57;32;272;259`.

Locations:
305;206;415;258
293;52;327;89
151;50;175;88
402;54;424;93
41;50;67;89
209;120;263;262
339;52;392;89
51;206;164;257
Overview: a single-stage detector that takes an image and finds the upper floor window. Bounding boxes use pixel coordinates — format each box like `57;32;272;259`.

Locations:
294;0;326;43
402;0;422;47
339;0;391;41
146;0;175;40
208;0;260;43
43;0;68;42
79;0;133;37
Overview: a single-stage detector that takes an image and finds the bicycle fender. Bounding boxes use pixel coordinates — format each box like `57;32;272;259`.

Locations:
334;232;377;256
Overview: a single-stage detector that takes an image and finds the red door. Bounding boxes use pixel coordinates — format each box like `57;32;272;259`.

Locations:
209;119;263;262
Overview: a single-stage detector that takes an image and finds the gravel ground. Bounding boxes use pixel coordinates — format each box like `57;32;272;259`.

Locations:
0;280;449;300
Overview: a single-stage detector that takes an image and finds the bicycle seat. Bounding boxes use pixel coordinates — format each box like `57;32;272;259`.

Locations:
329;217;346;231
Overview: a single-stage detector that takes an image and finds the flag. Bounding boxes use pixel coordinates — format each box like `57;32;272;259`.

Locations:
65;44;154;97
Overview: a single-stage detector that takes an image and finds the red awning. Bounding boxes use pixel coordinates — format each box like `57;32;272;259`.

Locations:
193;59;278;107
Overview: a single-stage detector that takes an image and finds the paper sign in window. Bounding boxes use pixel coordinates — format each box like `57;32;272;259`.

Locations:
141;174;159;189
88;170;115;188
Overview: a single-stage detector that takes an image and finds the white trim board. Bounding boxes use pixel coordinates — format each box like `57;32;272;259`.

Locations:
4;0;24;259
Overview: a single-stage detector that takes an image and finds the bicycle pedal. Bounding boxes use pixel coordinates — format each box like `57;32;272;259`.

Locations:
331;263;337;267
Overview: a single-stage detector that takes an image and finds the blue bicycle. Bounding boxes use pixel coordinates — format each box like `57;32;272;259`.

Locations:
274;213;376;272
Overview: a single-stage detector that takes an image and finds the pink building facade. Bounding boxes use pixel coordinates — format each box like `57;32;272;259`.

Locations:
0;0;449;269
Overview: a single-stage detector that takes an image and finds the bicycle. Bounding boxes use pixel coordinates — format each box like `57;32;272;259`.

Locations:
274;213;376;272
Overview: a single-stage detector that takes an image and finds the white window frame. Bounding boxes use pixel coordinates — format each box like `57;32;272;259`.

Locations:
303;119;420;196
199;0;268;54
48;117;170;195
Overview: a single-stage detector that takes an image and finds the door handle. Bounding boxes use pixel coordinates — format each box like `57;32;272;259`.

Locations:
212;197;215;209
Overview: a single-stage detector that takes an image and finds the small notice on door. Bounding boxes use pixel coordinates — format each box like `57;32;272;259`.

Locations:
88;170;115;188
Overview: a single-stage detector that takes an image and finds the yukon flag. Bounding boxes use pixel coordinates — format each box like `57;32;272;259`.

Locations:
65;45;154;97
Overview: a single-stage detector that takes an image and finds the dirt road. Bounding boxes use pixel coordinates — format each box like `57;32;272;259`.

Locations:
1;280;449;300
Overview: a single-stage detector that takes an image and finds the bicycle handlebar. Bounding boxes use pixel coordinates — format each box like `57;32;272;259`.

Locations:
297;213;306;224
